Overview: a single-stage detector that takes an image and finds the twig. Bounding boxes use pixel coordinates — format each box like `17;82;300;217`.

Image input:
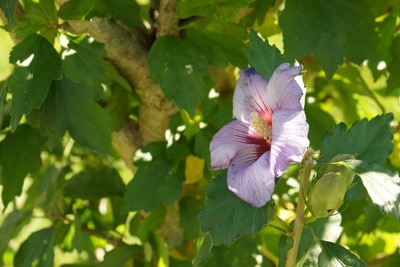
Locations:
285;149;315;267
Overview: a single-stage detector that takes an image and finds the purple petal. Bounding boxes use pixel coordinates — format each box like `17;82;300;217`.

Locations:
266;63;304;111
233;68;271;124
210;120;268;170
227;151;275;207
270;109;309;177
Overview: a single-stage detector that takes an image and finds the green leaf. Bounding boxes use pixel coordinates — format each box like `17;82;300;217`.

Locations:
14;227;57;267
199;172;269;246
387;35;400;94
0;210;32;257
58;0;141;27
98;245;140;267
0;0;18;29
148;35;208;117
318;240;366;267
177;0;255;20
344;159;400;220
58;0;94;19
289;215;343;267
280;0;378;78
243;29;286;80
14;0;58;42
63;35;108;87
179;196;201;239
193;234;213;267
0;124;42;207
319;113;394;165
52;77;114;155
123;142;184;212
187;20;248;67
64;166;125;200
9;34;62;130
137;204;167;243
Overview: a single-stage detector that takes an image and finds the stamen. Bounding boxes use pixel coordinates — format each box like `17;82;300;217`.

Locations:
251;112;272;143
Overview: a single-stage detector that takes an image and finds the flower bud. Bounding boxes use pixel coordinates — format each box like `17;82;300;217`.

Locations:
308;172;347;218
317;154;356;187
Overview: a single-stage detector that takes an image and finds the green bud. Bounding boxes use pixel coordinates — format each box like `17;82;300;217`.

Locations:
318;154;356;187
308;172;347;218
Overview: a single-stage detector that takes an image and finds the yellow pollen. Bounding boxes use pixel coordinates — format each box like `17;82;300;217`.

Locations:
251;112;272;143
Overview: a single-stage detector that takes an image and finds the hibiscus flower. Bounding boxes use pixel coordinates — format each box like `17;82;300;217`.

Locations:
209;63;309;207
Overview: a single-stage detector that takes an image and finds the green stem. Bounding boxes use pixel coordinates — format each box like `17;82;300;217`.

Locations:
285;149;314;267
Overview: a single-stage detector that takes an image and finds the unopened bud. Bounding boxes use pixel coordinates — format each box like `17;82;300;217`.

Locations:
318;154;356;187
308;172;347;218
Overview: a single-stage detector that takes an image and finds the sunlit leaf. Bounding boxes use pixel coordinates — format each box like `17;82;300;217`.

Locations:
344;159;400;220
9;34;62;130
318;240;366;267
199;172;269;246
319;113;394;165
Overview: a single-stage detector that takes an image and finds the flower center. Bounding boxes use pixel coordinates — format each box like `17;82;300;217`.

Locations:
251;112;272;143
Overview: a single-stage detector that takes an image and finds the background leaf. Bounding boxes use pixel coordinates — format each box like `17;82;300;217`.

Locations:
14;227;57;267
0;124;42;207
9;34;62;130
199;172;269;246
64;166;125;200
0;0;18;28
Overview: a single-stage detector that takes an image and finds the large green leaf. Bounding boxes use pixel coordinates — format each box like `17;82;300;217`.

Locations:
243;29;287;80
14;227;57;267
148;35;208;117
0;0;18;29
64;166;125;200
280;0;378;78
123;142;184;212
0;124;43;207
199;172;269;246
0;210;32;258
9;34;62;130
58;0;141;27
14;0;58;42
187;20;248;67
318;240;366;267
177;0;255;20
293;215;343;267
51;77;114;155
319;113;394;165
98;245;140;267
344;159;400;220
63;35;108;87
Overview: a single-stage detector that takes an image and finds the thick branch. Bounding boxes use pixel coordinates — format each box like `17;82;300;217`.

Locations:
157;0;180;37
